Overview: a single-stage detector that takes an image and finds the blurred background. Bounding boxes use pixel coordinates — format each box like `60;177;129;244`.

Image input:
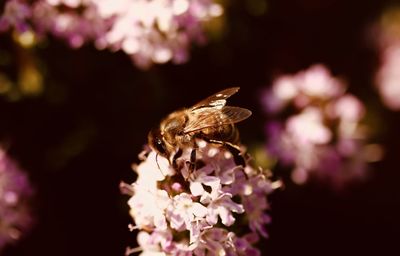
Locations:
0;0;400;255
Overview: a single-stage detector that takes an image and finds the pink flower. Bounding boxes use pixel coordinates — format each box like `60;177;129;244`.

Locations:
233;233;261;256
262;64;381;187
0;0;224;69
295;64;345;100
262;64;346;114
166;193;208;231
0;0;31;33
286;107;332;145
123;142;276;255
0;148;34;252
376;44;400;110
373;7;400;110
205;192;244;226
329;94;365;122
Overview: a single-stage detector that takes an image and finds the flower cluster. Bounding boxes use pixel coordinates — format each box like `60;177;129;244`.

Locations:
374;6;400;110
0;148;34;251
122;141;277;255
262;64;381;187
0;0;223;69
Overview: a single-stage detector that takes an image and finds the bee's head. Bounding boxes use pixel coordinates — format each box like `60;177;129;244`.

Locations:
148;128;168;157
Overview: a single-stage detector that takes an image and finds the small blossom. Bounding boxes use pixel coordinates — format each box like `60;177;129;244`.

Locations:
123;142;276;255
0;0;224;69
166;193;207;231
295;64;345;100
262;64;381;187
0;148;34;252
233;232;261;256
374;7;400;110
205;192;244;226
0;0;31;33
286;107;332;145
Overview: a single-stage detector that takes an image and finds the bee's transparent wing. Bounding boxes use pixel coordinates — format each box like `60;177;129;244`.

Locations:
183;106;252;134
191;87;240;110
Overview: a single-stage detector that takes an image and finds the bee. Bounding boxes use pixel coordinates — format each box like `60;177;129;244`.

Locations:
148;87;252;170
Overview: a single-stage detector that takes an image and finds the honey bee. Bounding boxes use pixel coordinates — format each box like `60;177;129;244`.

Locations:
148;87;252;169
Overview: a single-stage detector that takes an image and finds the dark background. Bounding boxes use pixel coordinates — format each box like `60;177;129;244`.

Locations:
1;0;400;255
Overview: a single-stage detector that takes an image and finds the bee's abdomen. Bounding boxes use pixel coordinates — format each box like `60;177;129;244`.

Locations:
199;124;240;144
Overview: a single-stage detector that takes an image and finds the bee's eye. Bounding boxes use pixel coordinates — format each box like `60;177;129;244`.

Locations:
148;128;168;156
155;139;166;155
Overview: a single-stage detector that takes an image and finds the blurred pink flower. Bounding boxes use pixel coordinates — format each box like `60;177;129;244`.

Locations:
372;7;400;110
0;148;34;252
375;44;400;110
0;0;31;33
0;0;223;69
263;65;346;114
262;64;380;187
123;142;277;255
295;64;345;100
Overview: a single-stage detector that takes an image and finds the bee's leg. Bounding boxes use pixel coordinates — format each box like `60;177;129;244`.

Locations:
188;148;197;172
181;148;197;180
172;148;183;169
205;139;246;167
226;143;246;167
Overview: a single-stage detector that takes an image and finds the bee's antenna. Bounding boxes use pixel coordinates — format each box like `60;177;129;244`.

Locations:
155;153;166;177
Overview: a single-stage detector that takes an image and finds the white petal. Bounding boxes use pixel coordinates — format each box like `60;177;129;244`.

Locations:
190;181;204;196
218;207;235;226
192;202;208;217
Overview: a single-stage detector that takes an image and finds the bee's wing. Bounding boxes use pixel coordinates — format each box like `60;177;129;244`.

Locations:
183;106;252;134
191;87;240;110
